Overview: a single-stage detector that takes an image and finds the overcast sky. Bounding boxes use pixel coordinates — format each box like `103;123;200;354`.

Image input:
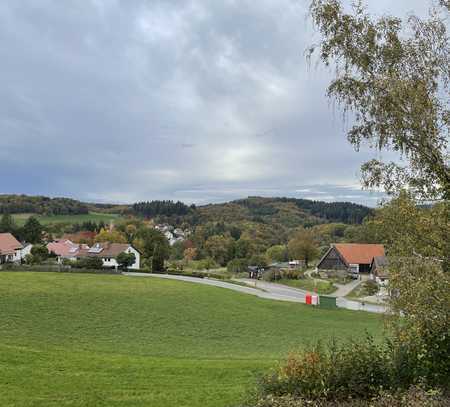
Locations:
0;0;429;206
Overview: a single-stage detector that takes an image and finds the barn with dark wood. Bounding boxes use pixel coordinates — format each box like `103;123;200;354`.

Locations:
317;243;385;275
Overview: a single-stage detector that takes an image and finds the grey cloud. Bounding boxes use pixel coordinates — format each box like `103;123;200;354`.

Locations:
0;0;426;206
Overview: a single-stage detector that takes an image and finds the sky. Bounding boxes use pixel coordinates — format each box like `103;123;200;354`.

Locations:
0;0;429;206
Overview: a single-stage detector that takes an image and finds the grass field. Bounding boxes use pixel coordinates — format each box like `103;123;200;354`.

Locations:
0;272;382;407
12;212;121;226
278;278;337;294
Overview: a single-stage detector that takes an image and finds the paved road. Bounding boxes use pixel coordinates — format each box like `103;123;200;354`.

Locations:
124;273;387;313
125;272;305;303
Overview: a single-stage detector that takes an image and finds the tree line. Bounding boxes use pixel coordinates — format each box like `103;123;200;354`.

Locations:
0;195;89;215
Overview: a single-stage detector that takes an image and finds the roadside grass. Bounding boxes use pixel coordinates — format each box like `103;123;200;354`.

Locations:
278;278;337;294
12;211;121;226
0;272;381;407
346;280;380;300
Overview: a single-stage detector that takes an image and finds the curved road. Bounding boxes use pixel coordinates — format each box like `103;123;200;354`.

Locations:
125;272;306;303
124;272;386;314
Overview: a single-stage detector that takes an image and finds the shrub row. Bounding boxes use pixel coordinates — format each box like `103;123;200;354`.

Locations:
263;269;305;282
0;263;121;275
249;335;448;404
242;386;448;406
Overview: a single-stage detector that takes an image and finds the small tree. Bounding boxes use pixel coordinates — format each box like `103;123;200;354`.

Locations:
227;258;249;274
183;247;197;262
265;245;288;262
21;217;43;244
288;229;319;267
249;254;268;269
94;228;127;243
116;252;136;270
151;244;165;272
0;213;17;234
29;245;49;264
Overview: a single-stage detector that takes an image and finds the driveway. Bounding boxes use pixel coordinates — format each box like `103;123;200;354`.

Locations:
330;278;362;297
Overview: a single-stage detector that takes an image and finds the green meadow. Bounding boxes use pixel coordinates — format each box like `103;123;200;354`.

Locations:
12;212;120;226
0;272;382;407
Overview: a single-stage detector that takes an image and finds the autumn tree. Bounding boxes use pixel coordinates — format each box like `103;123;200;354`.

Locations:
288;229;318;267
183;247;197;262
265;245;288;263
95;228;127;244
309;0;450;200
133;228;170;265
309;0;450;392
204;235;234;266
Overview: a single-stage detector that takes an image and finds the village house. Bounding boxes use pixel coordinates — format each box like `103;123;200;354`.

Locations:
370;255;389;285
47;239;86;262
0;233;23;264
317;243;385;276
47;240;141;270
20;243;33;259
76;242;141;270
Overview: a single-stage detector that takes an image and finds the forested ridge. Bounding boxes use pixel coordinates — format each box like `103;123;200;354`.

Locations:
0;194;373;227
0;195;89;215
195;197;373;227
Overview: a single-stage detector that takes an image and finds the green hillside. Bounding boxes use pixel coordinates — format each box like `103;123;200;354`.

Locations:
12;212;121;226
196;197;372;226
0;272;381;407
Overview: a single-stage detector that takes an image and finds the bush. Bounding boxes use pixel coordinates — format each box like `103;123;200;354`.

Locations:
191;258;218;271
361;280;379;296
256;336;402;402
263;269;282;282
227;259;249;274
72;257;104;270
241;386;448;406
281;269;305;280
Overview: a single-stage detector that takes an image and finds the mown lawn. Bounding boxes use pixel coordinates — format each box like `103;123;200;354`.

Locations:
0;272;382;407
12;212;121;226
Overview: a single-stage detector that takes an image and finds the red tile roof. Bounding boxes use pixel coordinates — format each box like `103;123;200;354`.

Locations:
76;242;132;259
333;243;385;265
47;240;81;257
0;233;22;255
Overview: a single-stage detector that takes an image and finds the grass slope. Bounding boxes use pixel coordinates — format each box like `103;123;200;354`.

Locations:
278;278;337;294
12;212;120;226
0;272;382;407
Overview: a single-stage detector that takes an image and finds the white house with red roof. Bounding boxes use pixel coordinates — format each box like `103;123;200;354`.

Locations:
0;233;23;264
47;240;140;270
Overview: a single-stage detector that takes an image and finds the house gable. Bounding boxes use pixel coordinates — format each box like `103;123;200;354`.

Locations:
317;246;348;271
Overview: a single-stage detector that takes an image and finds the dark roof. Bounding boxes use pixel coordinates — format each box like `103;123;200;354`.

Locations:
371;255;389;278
372;256;388;268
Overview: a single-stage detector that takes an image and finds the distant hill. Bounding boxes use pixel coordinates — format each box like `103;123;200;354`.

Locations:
0;195;90;216
195;197;373;227
0;194;373;229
